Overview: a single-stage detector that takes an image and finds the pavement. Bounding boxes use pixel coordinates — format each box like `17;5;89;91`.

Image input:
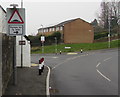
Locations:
3;65;48;95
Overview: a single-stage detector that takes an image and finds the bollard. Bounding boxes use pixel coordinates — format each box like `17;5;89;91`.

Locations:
39;60;42;75
59;51;62;54
39;58;44;75
80;49;83;53
41;58;44;72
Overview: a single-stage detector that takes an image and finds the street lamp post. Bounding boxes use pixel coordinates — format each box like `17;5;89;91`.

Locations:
108;16;111;48
108;15;116;48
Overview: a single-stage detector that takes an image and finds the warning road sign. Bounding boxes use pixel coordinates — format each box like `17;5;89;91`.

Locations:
8;9;24;24
7;8;25;36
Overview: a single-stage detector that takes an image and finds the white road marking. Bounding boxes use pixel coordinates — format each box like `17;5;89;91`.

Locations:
45;65;51;96
96;69;111;82
52;56;81;70
31;63;38;67
52;57;58;59
52;53;95;70
96;57;113;82
52;60;68;70
67;53;78;55
96;62;101;68
104;57;112;62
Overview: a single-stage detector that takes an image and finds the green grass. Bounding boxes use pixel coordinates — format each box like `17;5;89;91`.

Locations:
31;40;120;54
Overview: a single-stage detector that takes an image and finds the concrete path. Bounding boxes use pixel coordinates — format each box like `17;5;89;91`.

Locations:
4;66;48;95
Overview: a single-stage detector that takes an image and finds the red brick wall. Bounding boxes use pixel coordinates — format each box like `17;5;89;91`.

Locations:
64;19;94;43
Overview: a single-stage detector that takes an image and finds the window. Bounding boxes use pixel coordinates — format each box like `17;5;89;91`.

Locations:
44;29;46;32
52;28;55;31
49;28;52;32
56;27;59;31
60;26;63;31
38;29;42;33
46;29;48;32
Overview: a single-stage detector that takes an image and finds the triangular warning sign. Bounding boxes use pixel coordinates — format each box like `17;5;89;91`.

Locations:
8;9;24;24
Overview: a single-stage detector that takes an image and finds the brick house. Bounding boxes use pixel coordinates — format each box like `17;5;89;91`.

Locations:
38;18;94;43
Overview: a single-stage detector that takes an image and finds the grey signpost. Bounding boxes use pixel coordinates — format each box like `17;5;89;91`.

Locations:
41;36;45;54
6;4;25;85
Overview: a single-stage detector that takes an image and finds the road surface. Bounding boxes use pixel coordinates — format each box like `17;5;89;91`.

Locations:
31;48;118;95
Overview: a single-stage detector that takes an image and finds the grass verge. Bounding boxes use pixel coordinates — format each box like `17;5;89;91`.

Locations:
31;40;120;54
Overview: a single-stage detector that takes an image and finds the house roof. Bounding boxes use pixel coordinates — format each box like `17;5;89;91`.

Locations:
56;18;78;26
38;18;91;30
0;5;6;13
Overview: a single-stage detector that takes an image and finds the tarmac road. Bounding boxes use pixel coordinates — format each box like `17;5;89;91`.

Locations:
31;48;118;95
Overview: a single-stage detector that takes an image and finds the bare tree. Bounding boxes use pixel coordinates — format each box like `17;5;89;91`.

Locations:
99;0;119;30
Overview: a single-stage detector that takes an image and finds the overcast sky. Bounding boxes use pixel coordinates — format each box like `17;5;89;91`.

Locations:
0;0;102;35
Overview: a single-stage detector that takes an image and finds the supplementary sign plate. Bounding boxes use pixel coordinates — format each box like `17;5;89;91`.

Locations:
9;25;23;35
19;40;26;45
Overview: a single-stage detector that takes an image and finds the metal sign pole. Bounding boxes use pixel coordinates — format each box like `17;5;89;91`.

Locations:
7;3;25;85
9;4;18;86
42;41;44;54
41;25;44;54
21;36;23;68
21;0;23;68
13;36;17;85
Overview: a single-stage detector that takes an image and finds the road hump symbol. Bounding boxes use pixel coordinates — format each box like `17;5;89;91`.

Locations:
8;9;24;24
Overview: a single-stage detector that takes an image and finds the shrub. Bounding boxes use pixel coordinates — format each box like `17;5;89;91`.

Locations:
94;32;108;40
45;31;61;45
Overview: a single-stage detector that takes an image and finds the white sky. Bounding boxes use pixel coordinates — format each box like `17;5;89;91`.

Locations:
0;0;102;35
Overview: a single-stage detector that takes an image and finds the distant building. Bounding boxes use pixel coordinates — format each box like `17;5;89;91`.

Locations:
38;18;94;43
0;5;6;33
